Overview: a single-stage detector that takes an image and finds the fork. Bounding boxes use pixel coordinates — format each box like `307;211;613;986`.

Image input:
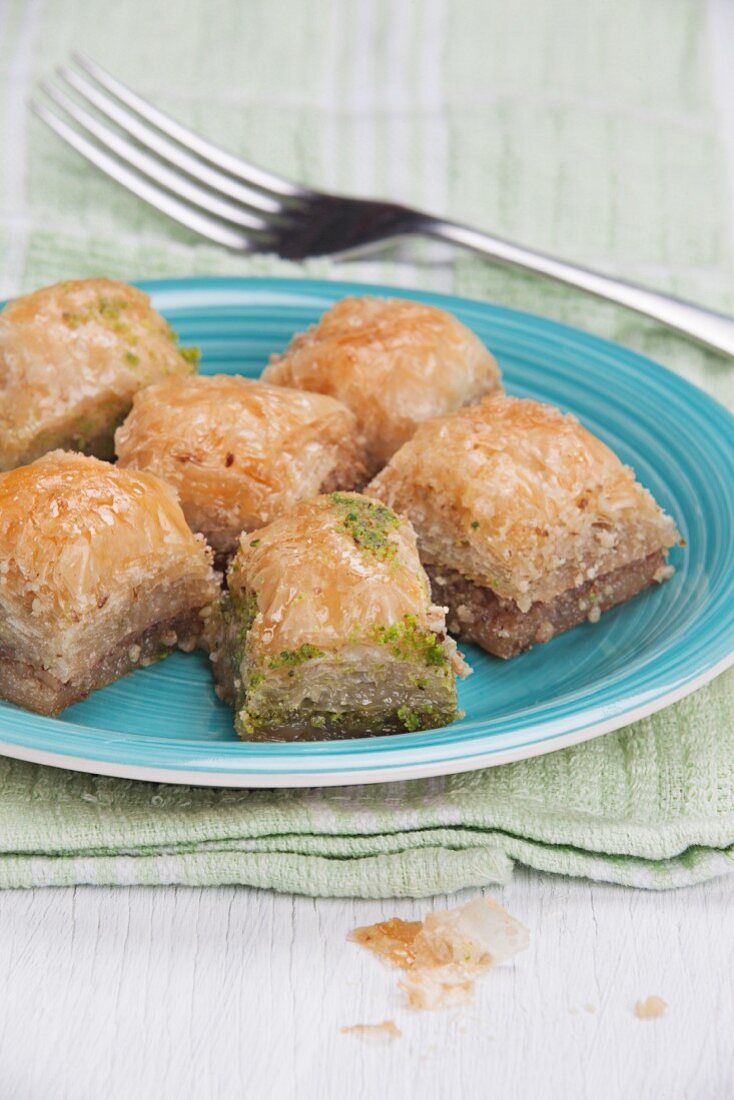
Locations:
33;54;734;359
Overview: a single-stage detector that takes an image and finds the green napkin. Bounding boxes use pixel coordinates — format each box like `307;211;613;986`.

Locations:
0;0;732;895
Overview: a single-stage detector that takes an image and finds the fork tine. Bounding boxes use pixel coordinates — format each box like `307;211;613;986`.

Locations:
41;81;272;233
72;53;303;199
32;100;262;252
57;64;287;216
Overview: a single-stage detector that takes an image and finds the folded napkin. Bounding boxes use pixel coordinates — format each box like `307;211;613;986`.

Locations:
0;671;732;893
0;0;732;894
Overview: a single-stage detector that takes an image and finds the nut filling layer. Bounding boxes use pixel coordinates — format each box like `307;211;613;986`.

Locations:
0;608;207;717
427;551;668;659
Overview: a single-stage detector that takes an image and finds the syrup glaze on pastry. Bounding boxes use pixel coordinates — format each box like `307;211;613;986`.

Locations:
262;297;501;476
0;278;198;471
0;452;218;715
209;492;469;740
115;374;366;559
369;395;680;657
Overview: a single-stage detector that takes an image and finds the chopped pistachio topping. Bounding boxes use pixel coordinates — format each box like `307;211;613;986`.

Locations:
98;296;126;320
470;520;481;530
226;589;259;650
398;704;433;730
180;346;201;367
125;350;140;366
62;297;128;330
329;494;401;561
371;613;449;669
158;320;200;370
396;704;422;732
267;644;326;670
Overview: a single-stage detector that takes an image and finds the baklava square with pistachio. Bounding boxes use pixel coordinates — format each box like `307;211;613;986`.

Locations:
210;493;470;741
0;278;199;470
0;452;218;716
369;395;681;658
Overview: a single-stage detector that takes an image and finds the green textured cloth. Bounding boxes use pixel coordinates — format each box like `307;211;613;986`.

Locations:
0;0;733;895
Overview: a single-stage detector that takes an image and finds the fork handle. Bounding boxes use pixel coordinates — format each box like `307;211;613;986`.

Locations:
421;217;734;358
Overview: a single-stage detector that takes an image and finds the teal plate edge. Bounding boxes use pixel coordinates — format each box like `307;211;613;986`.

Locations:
0;275;732;786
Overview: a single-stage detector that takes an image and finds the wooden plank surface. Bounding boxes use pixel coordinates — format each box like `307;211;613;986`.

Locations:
0;871;731;1099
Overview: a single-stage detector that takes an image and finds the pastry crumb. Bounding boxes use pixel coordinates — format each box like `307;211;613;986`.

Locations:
349;895;529;1011
349;917;422;969
398;974;475;1011
570;1003;598;1016
340;1020;402;1043
634;995;667;1020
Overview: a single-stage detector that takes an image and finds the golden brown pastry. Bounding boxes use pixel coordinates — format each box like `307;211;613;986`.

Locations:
369;395;680;658
210;492;469;740
0;452;218;716
0;278;199;470
261;296;501;476
115;374;366;562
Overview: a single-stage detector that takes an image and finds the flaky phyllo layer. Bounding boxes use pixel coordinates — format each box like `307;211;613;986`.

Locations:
0;278;199;471
209;493;469;740
115;374;366;556
262;296;502;476
369;395;680;614
0;452;218;713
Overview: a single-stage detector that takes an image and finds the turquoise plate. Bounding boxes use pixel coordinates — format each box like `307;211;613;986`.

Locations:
1;277;733;786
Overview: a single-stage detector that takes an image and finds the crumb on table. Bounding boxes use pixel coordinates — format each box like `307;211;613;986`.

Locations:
348;895;530;1012
340;1020;402;1043
634;995;667;1020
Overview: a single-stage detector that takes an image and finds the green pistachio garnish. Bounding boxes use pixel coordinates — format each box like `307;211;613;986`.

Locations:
396;704;435;732
98;296;127;320
267;644;326;670
179;346;201;367
329;494;401;561
371;613;449;669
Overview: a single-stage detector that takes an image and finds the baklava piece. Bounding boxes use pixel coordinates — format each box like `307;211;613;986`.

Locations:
0;452;218;716
0;278;199;470
369;395;680;658
115;374;365;564
210;492;469;740
262;296;501;477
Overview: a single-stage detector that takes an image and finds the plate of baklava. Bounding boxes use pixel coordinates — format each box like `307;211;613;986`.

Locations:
0;276;732;786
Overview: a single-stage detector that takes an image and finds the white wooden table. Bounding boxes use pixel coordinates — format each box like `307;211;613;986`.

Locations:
2;3;733;1097
0;872;731;1099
